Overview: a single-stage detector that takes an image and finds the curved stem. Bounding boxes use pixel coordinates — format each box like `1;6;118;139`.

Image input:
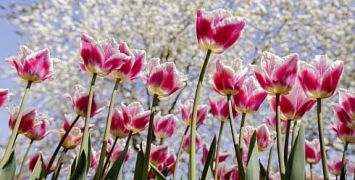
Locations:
51;148;68;180
173;126;189;180
142;95;160;180
340;142;349;179
275;93;285;179
336;176;338;180
238;113;246;146
227;95;245;178
284;120;291;164
102;136;118;174
95;78;121;180
46;114;80;176
317;98;329;180
17;139;34;179
291;120;298;146
189;49;211;180
1;81;32;166
214;122;225;180
310;164;313;180
266;142;274;178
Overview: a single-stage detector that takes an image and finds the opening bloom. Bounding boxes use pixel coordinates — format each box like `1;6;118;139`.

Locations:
209;96;238;122
212;59;247;96
150;145;169;167
8;107;36;134
179;99;208;126
6;45;55;83
153;113;177;140
298;55;344;99
0;89;9;107
24;114;50;141
333;89;355;129
110;42;145;81
254;52;298;95
256;124;272;152
60;127;82;149
196;9;245;53
65;85;105;118
145;58;185;98
332;122;355;144
305;139;321;164
232;77;267;114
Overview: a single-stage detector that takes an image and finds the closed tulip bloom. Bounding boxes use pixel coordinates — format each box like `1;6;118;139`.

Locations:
80;34;127;77
6;45;55;83
305;139;321;164
333;89;355;129
233;77;267;114
240;126;255;150
146;58;184;98
332;122;355;144
212;59;247;96
111;42;145;81
182;132;202;153
153;113;177;139
254;52;299;95
110;108;130;138
150;145;169;167
179;99;208;126
60;127;82;149
0;89;9;107
209;96;238;122
66;85;105;118
196;9;245;54
256;124;272;152
24;114;50;141
328;158;347;176
270;82;316;121
298;55;344;99
8;107;36;134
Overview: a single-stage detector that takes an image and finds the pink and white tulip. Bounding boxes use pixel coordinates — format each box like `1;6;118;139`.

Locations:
60;127;82;149
66;85;105;118
270;82;316;121
196;9;245;53
256;124;272;152
24;114;50;141
333;89;355;129
182;132;202;153
80;34;127;77
254;52;299;95
179;99;208;126
232;77;267;114
332;122;355;144
209;96;238;122
305;139;321;164
328;158;347;176
150;145;169;167
28;152;55;173
0;89;9;107
298;55;344;99
201;143;229;165
6;45;55;83
212;59;247;96
153;113;177;140
107;139;131;162
146;58;184;98
110;42;145;81
8;107;36;134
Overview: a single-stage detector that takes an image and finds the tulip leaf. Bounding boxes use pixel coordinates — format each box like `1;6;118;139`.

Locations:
133;144;144;180
245;131;260;180
69;151;87;180
0;150;16;180
150;162;166;180
259;161;267;180
30;154;44;180
285;125;305;180
201;136;216;180
67;156;77;179
104;144;130;180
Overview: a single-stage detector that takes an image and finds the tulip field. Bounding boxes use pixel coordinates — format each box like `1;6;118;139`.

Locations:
0;1;354;180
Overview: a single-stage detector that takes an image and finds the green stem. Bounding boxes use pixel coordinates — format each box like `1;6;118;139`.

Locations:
214;122;224;180
189;49;211;180
102;136;118;174
173;126;189;180
238;113;246;146
142;95;160;180
227;95;245;178
266;142;274;178
310;164;313;180
317;98;329;180
291;121;298;146
1;81;32;166
95;78;121;180
284;120;291;164
46;114;80;176
160;138;164;145
17;139;33;179
340;142;349;180
51;148;68;180
275;93;285;179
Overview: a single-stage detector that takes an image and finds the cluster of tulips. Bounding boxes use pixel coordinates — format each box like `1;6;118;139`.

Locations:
0;8;354;180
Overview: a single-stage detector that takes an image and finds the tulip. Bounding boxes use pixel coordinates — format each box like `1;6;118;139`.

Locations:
110;108;130;139
28;152;55;173
196;9;245;54
24;114;50;141
182;132;202;153
158;152;176;175
60;127;82;149
153;113;177;142
223;166;239;180
8;107;36;134
150;145;169;167
145;58;184;98
233;77;267;114
179;99;208;127
80;34;127;77
209;96;238;123
346;161;355;176
328;158;346;177
121;102;150;134
0;89;9;107
6;45;55;83
333;89;355;129
150;149;176;178
212;59;247;96
66;85;105;118
332;122;355;145
256;124;272;152
305;139;321;164
264;116;288;134
201;143;229;165
107;139;131;162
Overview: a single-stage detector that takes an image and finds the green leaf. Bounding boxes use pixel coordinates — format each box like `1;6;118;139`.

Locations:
259;161;267;180
0;150;16;180
67;156;77;180
285;125;305;180
150;163;166;180
201;136;216;180
69;151;87;180
30;154;44;180
133;144;144;180
104;145;130;180
245;131;260;180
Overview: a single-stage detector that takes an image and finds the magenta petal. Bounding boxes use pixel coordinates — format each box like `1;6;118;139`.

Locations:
333;104;351;123
320;62;344;97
